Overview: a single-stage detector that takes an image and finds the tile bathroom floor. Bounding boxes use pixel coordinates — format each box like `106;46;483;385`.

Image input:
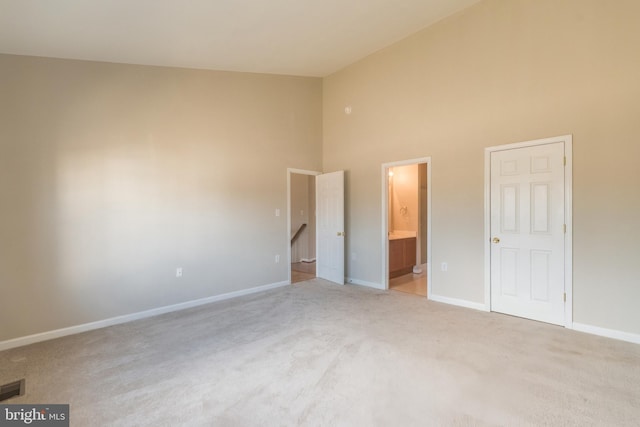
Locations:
389;263;427;296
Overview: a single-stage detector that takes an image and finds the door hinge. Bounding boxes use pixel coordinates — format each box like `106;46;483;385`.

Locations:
563;156;567;166
563;293;567;302
563;224;567;233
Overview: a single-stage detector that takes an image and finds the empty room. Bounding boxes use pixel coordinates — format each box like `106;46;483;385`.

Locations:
1;0;639;425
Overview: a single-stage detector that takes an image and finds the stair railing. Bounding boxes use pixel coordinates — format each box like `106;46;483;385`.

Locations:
291;223;307;245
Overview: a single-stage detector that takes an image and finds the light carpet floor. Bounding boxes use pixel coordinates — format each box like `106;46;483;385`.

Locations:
1;279;639;426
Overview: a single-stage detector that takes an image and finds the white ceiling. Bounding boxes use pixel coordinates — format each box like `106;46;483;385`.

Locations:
0;0;480;77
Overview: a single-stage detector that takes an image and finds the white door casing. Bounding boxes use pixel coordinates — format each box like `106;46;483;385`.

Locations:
488;139;570;326
316;170;345;285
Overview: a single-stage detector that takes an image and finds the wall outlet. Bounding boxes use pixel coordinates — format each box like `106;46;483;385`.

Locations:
176;267;183;277
275;209;280;217
441;262;448;272
351;252;357;261
275;254;280;263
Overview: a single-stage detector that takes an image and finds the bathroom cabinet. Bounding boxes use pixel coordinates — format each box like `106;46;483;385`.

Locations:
389;237;416;278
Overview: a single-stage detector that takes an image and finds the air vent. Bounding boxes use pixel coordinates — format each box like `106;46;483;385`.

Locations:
0;379;25;402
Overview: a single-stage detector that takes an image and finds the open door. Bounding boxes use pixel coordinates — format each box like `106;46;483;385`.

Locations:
316;170;345;285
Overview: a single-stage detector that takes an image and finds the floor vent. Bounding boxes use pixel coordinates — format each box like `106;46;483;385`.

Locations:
0;379;25;402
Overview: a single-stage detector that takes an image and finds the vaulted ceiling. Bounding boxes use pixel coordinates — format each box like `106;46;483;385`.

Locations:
0;0;480;76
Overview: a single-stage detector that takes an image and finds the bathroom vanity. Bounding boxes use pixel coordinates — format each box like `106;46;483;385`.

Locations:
389;235;417;278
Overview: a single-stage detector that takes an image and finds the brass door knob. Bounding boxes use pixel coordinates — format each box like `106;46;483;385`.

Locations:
492;237;500;244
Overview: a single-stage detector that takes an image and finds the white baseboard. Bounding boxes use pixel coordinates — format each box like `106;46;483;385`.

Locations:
571;322;640;345
346;277;384;290
429;294;488;312
0;280;290;352
300;258;316;263
5;280;637;352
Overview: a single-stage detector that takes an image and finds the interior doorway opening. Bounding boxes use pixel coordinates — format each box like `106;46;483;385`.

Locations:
288;169;319;284
381;158;431;297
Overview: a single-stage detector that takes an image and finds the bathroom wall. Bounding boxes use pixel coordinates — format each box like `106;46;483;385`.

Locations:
418;163;428;265
389;165;419;234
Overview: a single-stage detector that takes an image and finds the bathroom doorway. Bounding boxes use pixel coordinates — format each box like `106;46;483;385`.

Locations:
381;158;431;297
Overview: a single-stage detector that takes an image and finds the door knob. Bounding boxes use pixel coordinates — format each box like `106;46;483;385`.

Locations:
492;237;500;244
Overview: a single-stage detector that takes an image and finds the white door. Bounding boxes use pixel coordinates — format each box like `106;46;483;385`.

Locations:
316;170;345;285
490;142;565;325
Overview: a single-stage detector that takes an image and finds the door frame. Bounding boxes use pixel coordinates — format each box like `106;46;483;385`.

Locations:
381;157;432;297
483;135;573;327
287;168;321;284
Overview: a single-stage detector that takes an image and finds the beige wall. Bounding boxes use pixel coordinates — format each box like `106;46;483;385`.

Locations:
323;0;640;334
0;54;322;342
3;0;640;344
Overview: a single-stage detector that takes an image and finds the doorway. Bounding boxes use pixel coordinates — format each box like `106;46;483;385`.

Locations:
484;135;573;326
288;169;318;284
381;158;432;297
287;168;346;285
